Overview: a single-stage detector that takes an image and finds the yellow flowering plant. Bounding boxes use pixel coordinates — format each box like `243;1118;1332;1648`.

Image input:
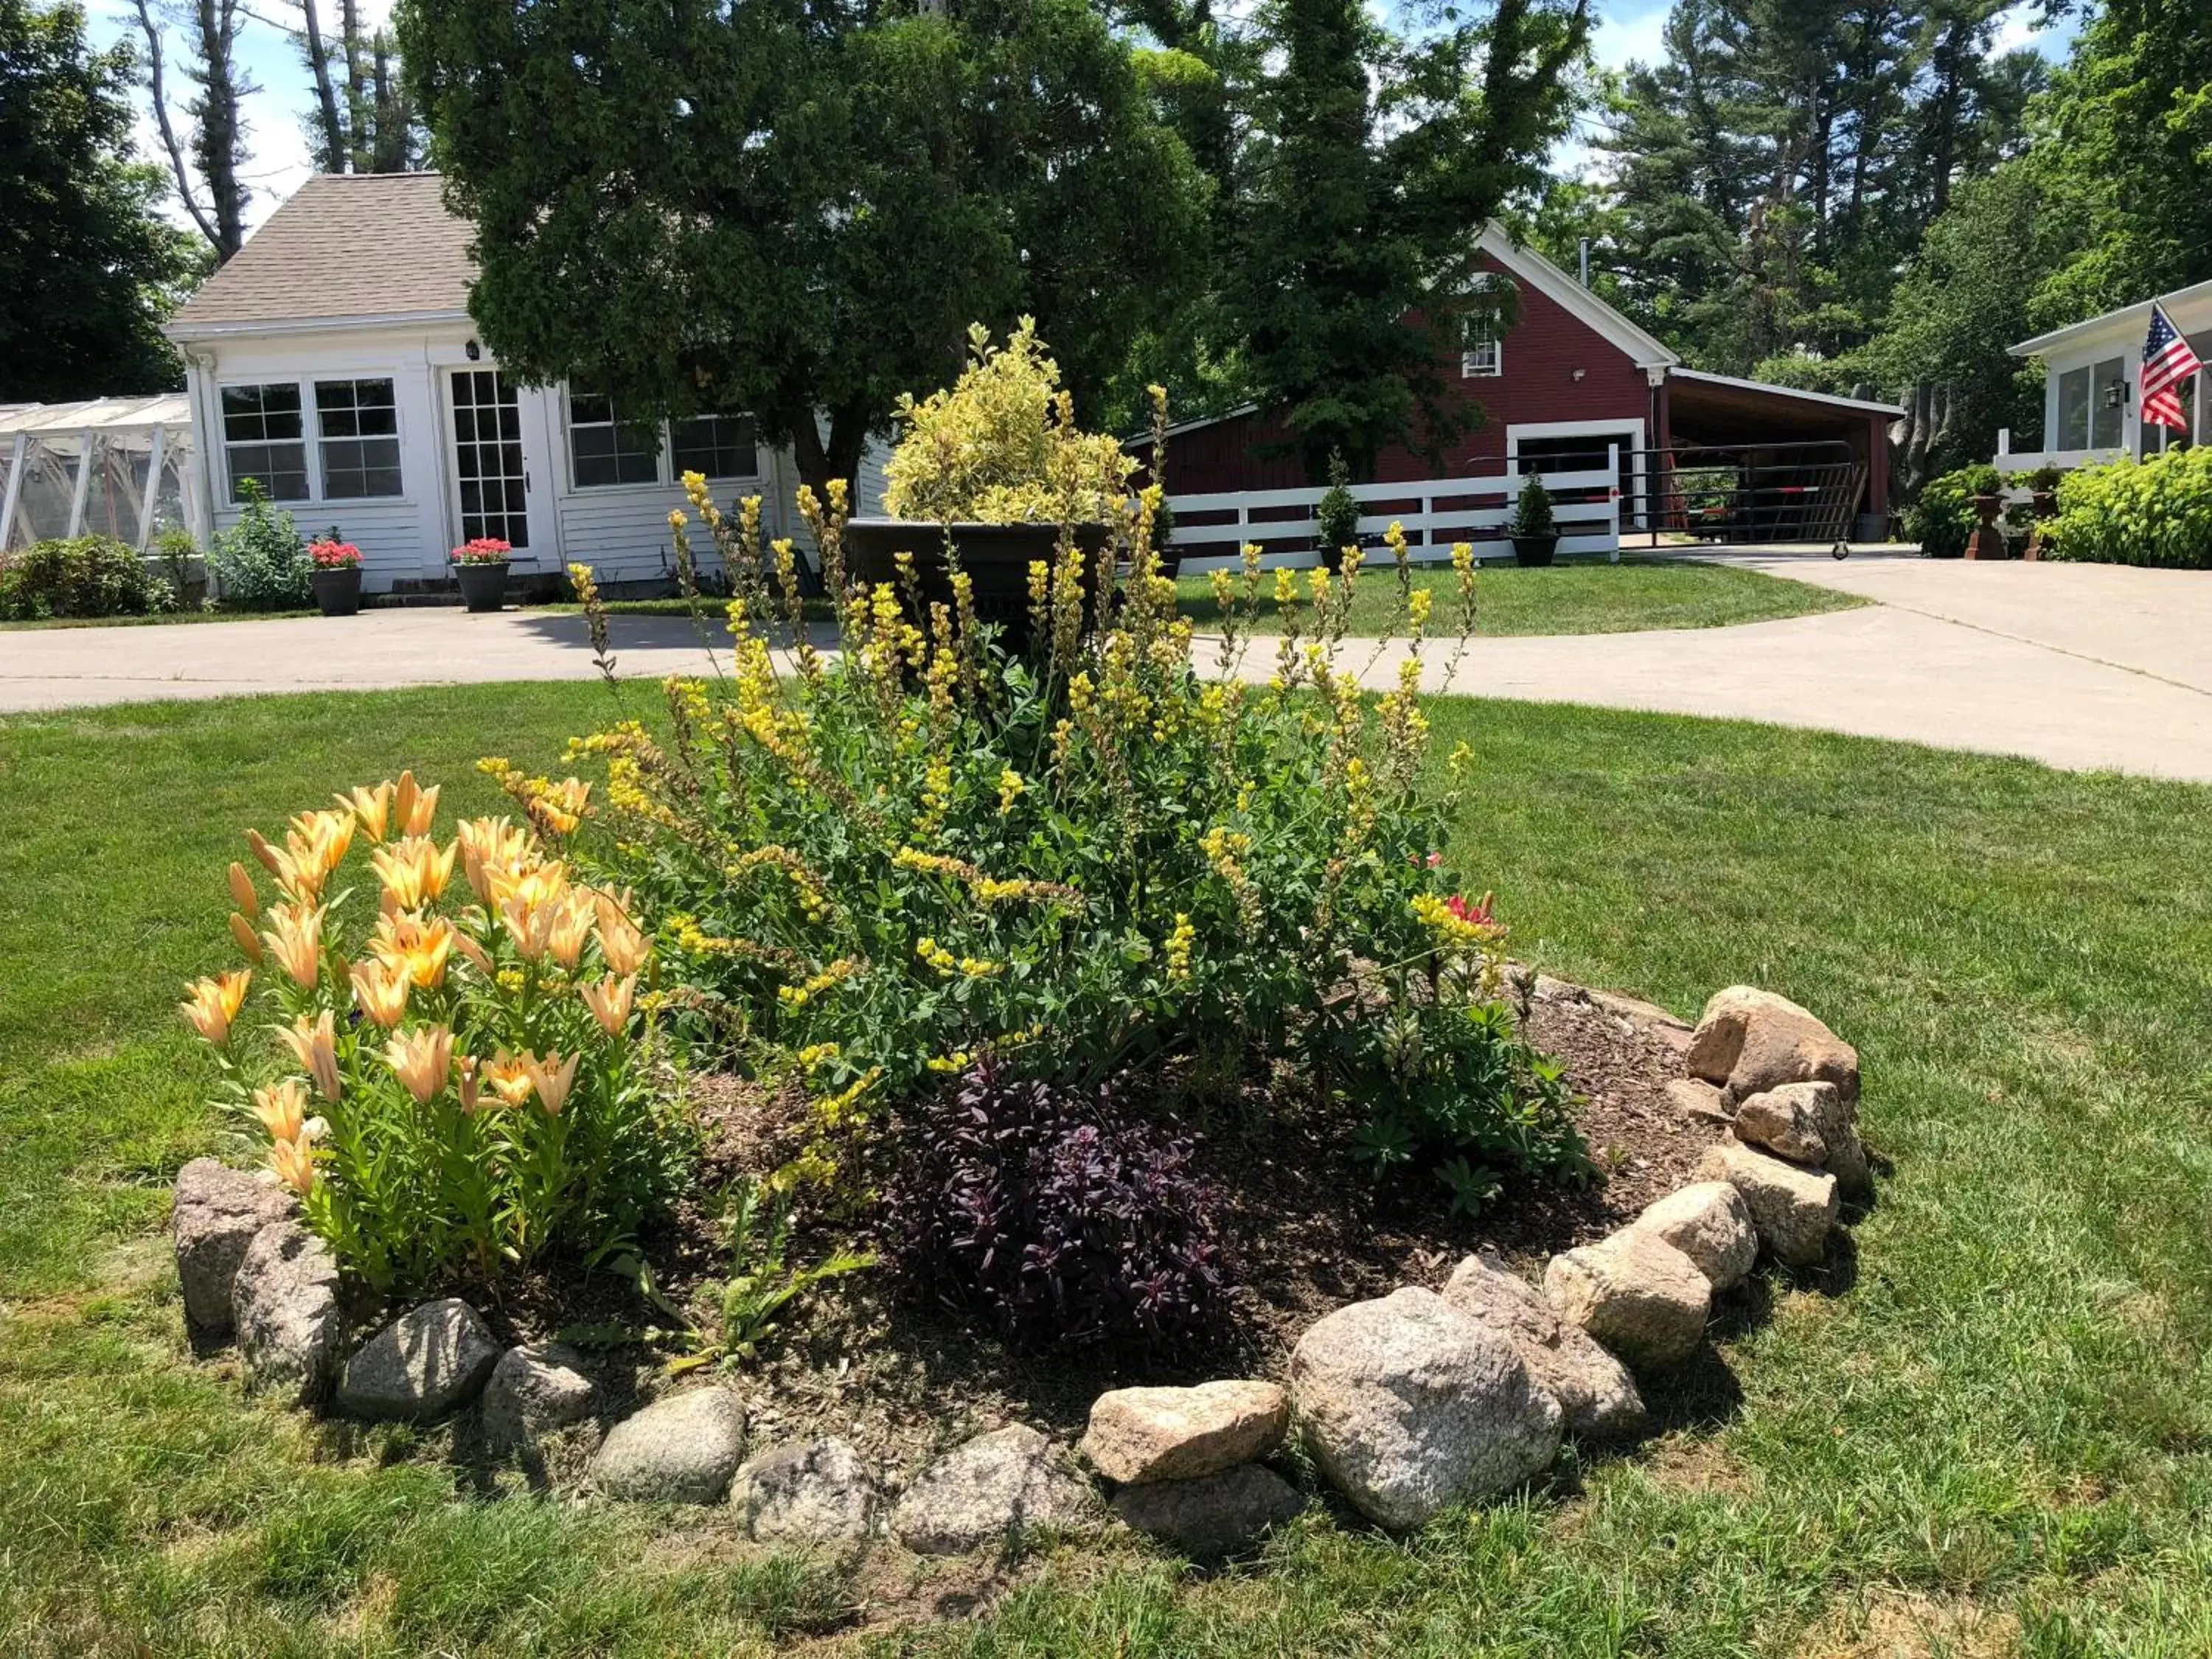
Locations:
184;771;681;1293
557;375;1583;1215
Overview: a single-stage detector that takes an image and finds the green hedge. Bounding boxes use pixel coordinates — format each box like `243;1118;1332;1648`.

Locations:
0;535;174;621
1905;463;1998;560
2044;448;2212;569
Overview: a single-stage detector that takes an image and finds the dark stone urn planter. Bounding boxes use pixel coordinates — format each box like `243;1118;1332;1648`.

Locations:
843;520;1114;653
2025;489;2059;562
455;560;509;613
1966;493;2008;561
1510;535;1559;568
310;566;362;618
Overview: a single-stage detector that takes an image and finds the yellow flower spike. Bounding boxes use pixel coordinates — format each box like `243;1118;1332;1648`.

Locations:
259;902;323;995
349;959;411;1030
229;912;265;963
580;972;639;1036
524;1051;580;1116
335;781;395;843
278;1009;342;1100
383;1023;453;1105
251;1077;309;1144
269;1135;317;1197
178;969;251;1046
226;860;259;914
483;1049;535;1109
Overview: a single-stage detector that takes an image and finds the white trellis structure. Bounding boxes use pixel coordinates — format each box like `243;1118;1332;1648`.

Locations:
0;395;202;554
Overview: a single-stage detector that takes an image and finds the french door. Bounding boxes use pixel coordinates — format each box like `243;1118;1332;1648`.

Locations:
447;369;535;551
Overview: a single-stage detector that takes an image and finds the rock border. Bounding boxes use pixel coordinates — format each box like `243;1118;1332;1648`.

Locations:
170;979;1870;1562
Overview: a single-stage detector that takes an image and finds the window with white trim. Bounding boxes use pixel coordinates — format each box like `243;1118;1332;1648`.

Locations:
670;412;758;480
221;383;309;501
566;391;661;487
1461;274;1508;378
315;378;403;498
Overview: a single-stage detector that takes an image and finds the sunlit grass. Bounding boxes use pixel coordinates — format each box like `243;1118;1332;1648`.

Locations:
2;685;2208;1655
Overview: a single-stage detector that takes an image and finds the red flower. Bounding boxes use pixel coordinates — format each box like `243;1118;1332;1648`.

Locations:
1444;893;1494;928
307;540;362;568
450;538;512;566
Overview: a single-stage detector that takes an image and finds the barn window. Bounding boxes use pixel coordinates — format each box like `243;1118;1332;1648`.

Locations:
1461;274;1508;378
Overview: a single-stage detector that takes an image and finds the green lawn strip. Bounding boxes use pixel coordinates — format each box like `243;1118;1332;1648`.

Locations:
0;608;321;631
3;686;2210;1655
1174;557;1868;638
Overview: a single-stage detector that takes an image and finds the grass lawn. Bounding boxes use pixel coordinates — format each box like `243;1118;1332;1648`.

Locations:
4;685;2210;1655
0;607;319;630
1174;556;1866;637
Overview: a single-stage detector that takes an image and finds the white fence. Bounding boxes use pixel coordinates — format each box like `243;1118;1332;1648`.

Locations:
1166;466;1621;568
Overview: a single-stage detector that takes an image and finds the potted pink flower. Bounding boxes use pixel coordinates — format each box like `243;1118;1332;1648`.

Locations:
450;538;512;613
307;535;365;617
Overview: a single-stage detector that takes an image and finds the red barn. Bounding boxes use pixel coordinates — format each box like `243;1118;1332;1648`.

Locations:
1141;225;1899;559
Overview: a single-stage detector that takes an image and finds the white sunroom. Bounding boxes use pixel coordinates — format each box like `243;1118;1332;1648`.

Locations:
0;394;201;553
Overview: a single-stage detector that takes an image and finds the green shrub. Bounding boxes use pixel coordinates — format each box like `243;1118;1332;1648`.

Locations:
1315;450;1360;566
2043;448;2212;569
209;479;313;609
0;534;173;620
554;422;1579;1239
1906;463;1999;559
1510;474;1557;538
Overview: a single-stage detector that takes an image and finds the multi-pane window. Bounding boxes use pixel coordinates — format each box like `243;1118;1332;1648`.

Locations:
1460;275;1508;378
2089;356;2126;450
567;392;661;487
315;378;403;498
670;412;758;480
451;370;530;547
221;383;309;501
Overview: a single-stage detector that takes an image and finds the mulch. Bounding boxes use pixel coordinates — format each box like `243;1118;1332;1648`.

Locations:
459;971;1726;1484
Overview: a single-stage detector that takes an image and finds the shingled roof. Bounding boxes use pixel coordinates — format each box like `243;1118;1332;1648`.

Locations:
168;173;476;335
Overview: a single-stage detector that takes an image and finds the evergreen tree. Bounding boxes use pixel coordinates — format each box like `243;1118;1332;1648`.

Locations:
1225;0;1588;481
0;0;201;400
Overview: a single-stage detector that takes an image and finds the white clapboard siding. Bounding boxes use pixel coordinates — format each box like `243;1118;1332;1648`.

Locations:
1168;467;1621;568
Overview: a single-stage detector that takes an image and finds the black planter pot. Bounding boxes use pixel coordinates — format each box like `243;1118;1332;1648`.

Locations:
454;560;509;613
842;519;1114;651
1511;535;1559;568
310;566;362;617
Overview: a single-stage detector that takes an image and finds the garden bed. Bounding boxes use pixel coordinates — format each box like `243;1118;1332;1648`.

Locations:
315;969;1733;1492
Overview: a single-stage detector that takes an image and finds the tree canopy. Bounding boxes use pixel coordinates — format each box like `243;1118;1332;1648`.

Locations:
0;0;201;401
398;0;1211;500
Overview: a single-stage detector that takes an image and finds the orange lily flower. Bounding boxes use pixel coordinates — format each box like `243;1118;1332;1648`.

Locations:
251;1077;309;1143
229;912;265;963
179;970;252;1046
349;960;411;1029
372;835;457;910
269;1135;317;1196
371;910;455;990
277;1009;343;1100
597;910;651;977
383;1023;453;1105
524;1050;580;1116
456;815;534;905
393;770;440;838
226;860;259;913
335;780;395;842
482;1049;536;1108
580;973;638;1036
456;1054;482;1113
260;902;324;990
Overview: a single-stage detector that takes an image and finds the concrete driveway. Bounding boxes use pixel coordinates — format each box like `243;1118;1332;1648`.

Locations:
5;556;2212;782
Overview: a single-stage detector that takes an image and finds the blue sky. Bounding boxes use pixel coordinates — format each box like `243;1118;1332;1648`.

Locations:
85;0;2080;237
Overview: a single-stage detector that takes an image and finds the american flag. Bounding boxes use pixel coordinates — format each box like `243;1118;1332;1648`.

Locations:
2140;302;2202;431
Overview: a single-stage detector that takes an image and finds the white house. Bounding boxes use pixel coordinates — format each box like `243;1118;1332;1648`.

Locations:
166;173;884;593
1997;277;2212;475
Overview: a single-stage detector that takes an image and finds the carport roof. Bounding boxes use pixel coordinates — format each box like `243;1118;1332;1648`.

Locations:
1668;368;1902;420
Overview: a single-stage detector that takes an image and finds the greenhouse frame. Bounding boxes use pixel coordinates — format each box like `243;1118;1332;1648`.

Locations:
0;396;202;554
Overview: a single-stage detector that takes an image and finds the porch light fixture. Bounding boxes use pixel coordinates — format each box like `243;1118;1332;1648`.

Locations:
465;339;482;361
2102;382;2126;408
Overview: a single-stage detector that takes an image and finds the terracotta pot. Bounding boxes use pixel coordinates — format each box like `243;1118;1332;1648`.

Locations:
842;520;1115;651
454;560;509;613
310;566;362;617
1966;493;2008;561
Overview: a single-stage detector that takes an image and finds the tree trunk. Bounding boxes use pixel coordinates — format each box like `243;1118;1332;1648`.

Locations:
300;0;347;171
190;0;248;260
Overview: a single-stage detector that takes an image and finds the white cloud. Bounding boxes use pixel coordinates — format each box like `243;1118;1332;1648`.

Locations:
1589;0;1669;72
